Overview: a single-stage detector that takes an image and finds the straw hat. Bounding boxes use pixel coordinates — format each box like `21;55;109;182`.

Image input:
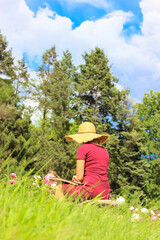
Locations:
65;122;109;144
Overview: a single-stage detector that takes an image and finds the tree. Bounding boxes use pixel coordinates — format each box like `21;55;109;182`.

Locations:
76;47;129;134
106;96;150;199
50;49;77;143
0;32;16;119
32;47;77;177
134;90;160;199
14;58;31;103
64;47;150;198
35;46;58;135
135;90;160;161
0;32;35;167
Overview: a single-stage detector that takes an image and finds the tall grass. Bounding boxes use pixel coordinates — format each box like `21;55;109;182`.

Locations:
0;175;160;240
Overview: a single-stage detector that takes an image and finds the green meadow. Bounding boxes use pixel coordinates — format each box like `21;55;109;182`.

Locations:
0;176;160;240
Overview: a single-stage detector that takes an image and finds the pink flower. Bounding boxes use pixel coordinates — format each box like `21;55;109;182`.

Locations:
45;179;51;186
8;180;15;184
0;168;2;171
44;174;57;189
151;216;157;221
45;174;55;181
10;173;17;179
133;208;138;213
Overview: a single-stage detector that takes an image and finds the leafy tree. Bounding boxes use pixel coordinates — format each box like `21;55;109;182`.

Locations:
35;46;58;135
50;50;77;142
106;96;149;199
32;47;77;177
135;90;160;160
134;90;160;199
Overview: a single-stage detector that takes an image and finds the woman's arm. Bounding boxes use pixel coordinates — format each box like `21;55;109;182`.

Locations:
72;159;85;183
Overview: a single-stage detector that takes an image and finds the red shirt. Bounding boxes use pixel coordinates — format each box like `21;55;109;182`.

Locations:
62;143;111;200
77;143;109;186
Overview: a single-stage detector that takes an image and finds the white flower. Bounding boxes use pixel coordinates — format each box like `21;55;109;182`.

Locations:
37;175;41;179
32;182;37;185
34;175;38;180
141;208;148;213
135;208;138;212
51;183;57;189
116;196;125;205
131;213;139;222
150;210;155;215
130;206;134;210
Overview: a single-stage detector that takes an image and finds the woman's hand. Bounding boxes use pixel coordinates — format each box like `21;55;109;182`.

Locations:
72;175;82;184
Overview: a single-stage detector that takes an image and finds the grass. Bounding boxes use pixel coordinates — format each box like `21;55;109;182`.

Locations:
0;175;160;240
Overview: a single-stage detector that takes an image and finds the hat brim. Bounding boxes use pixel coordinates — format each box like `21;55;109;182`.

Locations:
65;133;109;144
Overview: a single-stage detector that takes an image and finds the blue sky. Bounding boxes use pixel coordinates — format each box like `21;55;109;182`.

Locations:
0;0;160;104
25;0;142;30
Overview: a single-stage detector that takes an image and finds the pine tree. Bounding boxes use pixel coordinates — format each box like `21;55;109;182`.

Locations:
72;47;149;198
0;32;35;167
0;32;16;119
14;58;31;102
76;47;128;134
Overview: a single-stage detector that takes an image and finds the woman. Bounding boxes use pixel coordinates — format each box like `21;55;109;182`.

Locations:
55;122;112;201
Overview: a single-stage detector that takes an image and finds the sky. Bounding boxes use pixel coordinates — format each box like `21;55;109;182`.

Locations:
0;0;160;103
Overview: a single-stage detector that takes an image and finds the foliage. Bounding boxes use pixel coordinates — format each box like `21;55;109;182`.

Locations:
0;32;37;167
76;47;127;132
134;90;160;199
0;177;160;240
0;31;159;201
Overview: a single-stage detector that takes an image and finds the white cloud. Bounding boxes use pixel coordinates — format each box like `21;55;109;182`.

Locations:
0;0;160;103
0;0;72;60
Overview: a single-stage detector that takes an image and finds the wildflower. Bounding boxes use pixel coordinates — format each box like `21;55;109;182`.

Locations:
0;168;2;171
8;180;15;184
141;208;148;213
45;173;56;188
151;215;157;221
37;175;41;179
116;196;125;205
150;210;156;215
51;183;57;189
133;208;138;213
45;173;55;181
131;213;139;222
10;173;17;179
130;206;134;211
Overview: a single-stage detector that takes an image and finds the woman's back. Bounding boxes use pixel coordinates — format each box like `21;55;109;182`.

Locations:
77;143;109;185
